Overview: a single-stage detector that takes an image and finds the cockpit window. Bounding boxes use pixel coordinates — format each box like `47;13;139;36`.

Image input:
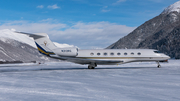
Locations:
154;51;162;53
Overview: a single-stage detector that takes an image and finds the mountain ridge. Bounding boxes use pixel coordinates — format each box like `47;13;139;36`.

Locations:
107;1;180;59
162;1;180;14
0;37;52;62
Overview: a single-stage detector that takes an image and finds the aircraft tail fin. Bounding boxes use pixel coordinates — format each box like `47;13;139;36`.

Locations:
15;31;56;56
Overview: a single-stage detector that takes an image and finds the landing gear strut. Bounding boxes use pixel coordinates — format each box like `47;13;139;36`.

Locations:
88;63;97;69
156;61;161;68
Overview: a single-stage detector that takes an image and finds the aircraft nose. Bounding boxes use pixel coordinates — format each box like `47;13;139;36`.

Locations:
165;55;171;60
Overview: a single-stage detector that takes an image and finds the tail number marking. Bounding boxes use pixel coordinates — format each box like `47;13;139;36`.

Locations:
61;50;71;52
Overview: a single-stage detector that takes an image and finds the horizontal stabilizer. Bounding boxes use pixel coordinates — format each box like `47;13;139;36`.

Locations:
15;31;47;39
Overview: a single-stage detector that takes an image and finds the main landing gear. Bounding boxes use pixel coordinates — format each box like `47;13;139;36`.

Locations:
156;61;161;68
88;63;97;69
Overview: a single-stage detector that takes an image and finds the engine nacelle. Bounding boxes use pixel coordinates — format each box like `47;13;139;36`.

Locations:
52;48;78;57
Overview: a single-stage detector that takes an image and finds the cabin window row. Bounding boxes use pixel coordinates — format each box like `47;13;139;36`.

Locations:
90;52;141;56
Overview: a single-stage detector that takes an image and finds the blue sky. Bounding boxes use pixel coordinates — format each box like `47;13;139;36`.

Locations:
0;0;179;49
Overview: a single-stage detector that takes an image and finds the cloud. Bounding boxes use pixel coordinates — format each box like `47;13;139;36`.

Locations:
37;5;44;9
148;0;163;3
0;20;66;32
51;22;136;49
53;42;76;48
47;4;60;9
103;6;108;8
37;4;60;9
112;0;126;5
101;9;110;12
101;6;110;12
0;20;136;49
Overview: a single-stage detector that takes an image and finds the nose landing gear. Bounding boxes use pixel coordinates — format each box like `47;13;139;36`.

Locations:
156;61;161;68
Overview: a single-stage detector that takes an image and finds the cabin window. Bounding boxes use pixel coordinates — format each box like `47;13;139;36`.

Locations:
110;53;114;56
97;53;101;56
137;52;141;55
90;53;94;56
104;53;107;56
117;53;121;55
131;52;134;55
124;53;127;55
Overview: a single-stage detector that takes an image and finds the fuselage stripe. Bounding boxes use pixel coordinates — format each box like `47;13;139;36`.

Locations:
35;42;55;55
77;57;158;59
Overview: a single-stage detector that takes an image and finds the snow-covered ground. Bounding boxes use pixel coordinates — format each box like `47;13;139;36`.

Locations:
0;60;180;101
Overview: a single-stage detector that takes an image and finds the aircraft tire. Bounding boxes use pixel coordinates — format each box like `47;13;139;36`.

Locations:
88;66;95;69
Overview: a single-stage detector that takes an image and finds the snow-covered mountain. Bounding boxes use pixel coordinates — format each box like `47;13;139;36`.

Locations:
162;1;180;14
0;29;75;48
107;1;180;59
0;29;75;62
0;29;36;48
0;37;50;62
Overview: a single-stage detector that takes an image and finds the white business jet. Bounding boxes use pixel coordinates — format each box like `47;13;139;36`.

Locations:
16;32;170;69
